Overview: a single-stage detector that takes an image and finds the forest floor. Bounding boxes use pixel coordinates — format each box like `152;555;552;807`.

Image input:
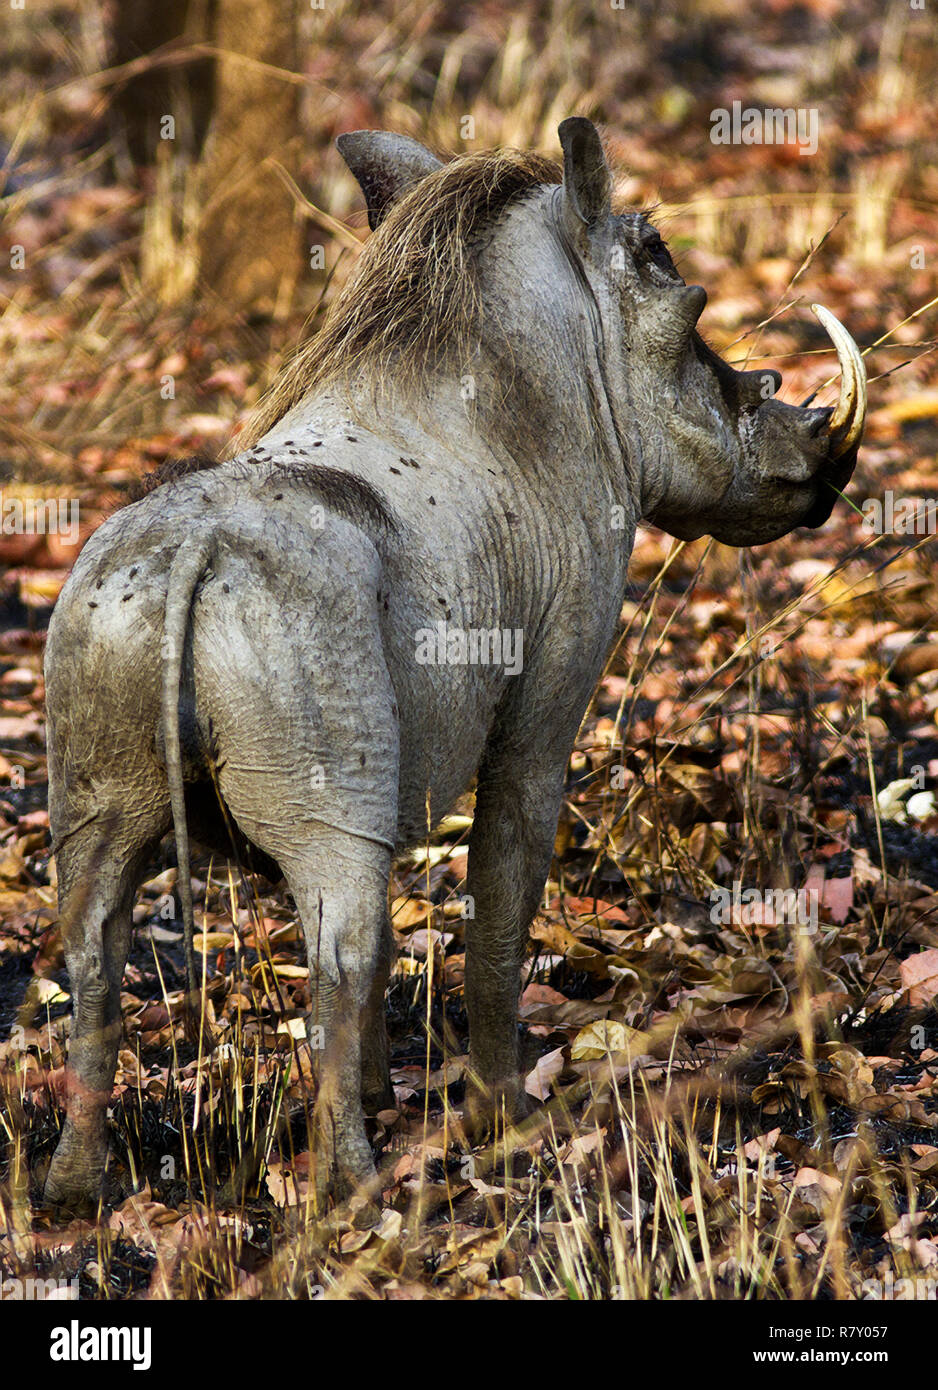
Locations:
2;0;938;1299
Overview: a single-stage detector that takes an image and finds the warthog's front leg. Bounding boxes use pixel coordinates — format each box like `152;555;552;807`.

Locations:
360;912;394;1113
463;743;568;1140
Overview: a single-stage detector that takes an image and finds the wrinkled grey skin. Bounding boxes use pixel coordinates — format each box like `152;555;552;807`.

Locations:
43;119;861;1213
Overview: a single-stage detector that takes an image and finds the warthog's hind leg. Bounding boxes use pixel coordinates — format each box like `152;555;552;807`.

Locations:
44;813;165;1214
282;838;393;1215
201;562;399;1217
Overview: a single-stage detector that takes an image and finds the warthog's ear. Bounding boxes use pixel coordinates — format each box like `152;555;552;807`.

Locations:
336;131;443;231
558;117;611;229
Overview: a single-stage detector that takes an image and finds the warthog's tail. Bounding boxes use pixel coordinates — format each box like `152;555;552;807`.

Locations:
161;533;216;1050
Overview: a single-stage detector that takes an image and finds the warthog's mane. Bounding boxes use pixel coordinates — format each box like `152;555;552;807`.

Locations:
237;148;562;448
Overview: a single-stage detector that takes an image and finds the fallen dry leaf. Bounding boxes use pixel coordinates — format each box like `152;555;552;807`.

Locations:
900;949;938;1006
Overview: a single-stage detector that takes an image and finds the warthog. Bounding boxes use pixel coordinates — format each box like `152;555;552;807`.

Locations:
43;118;865;1212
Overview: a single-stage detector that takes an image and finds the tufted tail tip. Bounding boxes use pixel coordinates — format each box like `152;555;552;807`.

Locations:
183;995;217;1053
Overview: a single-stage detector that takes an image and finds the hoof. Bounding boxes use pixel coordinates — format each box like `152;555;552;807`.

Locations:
312;1129;381;1220
361;1080;396;1114
43;1167;103;1220
314;1153;380;1210
347;1194;382;1231
462;1080;532;1146
44;1131;106;1219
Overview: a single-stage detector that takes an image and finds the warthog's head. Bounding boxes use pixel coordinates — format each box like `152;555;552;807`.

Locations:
545;118;866;546
266;119;864;549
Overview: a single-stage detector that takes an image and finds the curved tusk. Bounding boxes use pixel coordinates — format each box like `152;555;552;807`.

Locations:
811;303;867;457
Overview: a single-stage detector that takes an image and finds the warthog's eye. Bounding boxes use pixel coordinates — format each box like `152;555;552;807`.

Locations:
620;216;675;277
640;231;673;273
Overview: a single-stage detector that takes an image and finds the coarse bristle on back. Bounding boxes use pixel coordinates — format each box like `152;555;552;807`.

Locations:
237;148;561;448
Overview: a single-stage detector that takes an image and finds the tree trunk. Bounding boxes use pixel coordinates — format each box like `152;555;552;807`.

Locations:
196;0;301;319
109;0;215;164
